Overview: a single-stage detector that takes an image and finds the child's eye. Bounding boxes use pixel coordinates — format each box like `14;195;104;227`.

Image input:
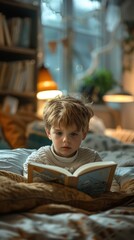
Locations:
71;132;78;136
55;131;62;136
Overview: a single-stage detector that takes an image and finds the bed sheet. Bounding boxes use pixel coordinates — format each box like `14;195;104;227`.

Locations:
0;204;134;240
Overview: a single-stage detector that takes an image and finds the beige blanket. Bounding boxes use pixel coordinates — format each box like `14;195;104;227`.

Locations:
0;170;134;215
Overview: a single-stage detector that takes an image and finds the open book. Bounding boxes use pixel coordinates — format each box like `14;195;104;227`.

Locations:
28;161;117;196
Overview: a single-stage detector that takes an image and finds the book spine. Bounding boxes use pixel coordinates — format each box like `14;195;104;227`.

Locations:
0;12;5;46
2;14;12;46
64;176;78;188
18;17;32;48
28;164;34;183
106;165;117;191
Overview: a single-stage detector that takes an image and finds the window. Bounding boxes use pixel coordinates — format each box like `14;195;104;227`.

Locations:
41;0;122;93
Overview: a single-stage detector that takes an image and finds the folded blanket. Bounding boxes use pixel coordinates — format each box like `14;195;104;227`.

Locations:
0;170;134;215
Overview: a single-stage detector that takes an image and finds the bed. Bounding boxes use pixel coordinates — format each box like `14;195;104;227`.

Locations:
0;108;134;239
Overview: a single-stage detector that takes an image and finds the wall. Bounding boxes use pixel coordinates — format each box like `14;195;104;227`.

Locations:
121;0;134;130
109;0;134;130
122;54;134;130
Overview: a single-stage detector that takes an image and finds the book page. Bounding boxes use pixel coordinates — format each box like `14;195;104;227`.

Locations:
28;162;73;183
32;168;67;184
76;167;113;196
73;161;117;177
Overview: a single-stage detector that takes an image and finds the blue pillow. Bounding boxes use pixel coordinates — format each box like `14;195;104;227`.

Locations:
0;127;11;149
26;120;52;149
0;139;11;149
26;133;52;149
0;148;34;175
82;132;122;152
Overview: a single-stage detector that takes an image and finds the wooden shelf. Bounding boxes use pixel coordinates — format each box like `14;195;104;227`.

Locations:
0;90;36;98
0;46;37;61
0;0;39;112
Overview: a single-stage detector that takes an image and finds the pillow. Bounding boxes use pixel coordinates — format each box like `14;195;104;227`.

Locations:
99;144;134;166
26;133;52;149
0;127;11;149
26;120;45;137
0;138;11;149
90;116;106;134
115;167;134;194
82;133;122;151
0;148;34;175
26;120;52;148
0;111;38;148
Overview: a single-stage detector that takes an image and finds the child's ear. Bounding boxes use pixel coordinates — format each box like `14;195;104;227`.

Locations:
82;131;87;140
45;128;51;140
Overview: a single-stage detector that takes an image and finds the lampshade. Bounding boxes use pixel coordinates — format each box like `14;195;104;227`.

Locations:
37;65;62;100
103;87;134;103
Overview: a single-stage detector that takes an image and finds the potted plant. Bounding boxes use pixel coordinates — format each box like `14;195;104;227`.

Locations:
79;69;116;104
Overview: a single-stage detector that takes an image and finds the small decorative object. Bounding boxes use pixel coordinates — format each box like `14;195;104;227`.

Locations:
2;96;19;114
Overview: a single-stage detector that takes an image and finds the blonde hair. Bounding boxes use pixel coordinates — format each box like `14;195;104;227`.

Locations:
43;95;94;133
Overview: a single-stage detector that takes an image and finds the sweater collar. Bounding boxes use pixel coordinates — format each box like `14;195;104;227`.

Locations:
51;145;78;163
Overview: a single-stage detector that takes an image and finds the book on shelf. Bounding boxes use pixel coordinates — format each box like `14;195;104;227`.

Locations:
19;17;32;48
0;62;8;89
0;60;35;92
28;161;117;196
3;16;31;48
0;12;5;45
24;60;35;92
2;14;12;46
9;17;23;47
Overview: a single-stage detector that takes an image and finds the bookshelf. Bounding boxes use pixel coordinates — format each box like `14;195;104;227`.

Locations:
0;0;39;112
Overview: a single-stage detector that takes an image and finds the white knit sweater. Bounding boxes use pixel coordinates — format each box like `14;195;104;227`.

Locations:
23;145;102;178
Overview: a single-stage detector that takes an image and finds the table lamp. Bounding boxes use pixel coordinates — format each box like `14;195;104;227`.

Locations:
103;86;134;103
37;65;62;100
36;65;62;118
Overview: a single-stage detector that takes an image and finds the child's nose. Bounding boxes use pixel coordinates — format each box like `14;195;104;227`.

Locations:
63;135;69;142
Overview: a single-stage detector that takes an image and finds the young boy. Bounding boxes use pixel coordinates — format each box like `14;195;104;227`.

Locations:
23;95;102;178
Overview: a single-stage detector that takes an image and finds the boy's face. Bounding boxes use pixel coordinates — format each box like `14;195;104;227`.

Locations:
46;124;87;158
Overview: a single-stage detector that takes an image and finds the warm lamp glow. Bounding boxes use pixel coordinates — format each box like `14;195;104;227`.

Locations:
103;94;134;103
37;90;62;100
37;65;58;91
37;65;62;100
103;87;134;103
